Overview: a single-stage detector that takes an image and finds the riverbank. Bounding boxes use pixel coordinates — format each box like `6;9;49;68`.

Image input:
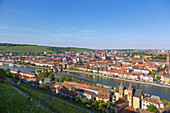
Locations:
64;69;170;89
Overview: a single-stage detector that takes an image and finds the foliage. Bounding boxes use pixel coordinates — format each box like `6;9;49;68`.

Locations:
152;55;167;60
54;78;59;82
58;75;72;83
85;70;93;73
3;68;11;76
39;84;50;90
146;104;159;113
156;76;161;80
55;74;96;85
159;66;167;72
39;72;52;79
132;52;148;57
48;73;54;80
82;98;88;105
0;83;48;113
13;82;87;113
69;67;83;71
162;99;170;107
0;69;7;83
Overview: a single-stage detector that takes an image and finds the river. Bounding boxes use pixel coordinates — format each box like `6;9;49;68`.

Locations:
0;65;170;101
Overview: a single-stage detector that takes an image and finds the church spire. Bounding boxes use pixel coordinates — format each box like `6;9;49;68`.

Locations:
129;82;132;89
120;81;123;87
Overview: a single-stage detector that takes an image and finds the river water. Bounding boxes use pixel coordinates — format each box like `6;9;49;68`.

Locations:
1;65;170;101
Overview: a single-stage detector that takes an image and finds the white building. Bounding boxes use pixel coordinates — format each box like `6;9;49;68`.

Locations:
142;95;164;111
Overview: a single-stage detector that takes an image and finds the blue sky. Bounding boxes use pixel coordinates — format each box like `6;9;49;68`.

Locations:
0;0;170;49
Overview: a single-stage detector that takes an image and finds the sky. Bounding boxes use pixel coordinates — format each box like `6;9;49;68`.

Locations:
0;0;170;49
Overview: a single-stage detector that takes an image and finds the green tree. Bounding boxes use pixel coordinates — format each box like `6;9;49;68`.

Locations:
65;75;72;81
48;73;54;80
38;72;49;78
146;104;159;113
54;78;59;82
39;84;50;90
0;69;6;83
86;104;91;108
3;68;11;76
82;98;88;105
75;97;81;103
59;76;65;83
162;99;168;105
105;101;111;107
162;100;170;107
98;103;104;110
156;76;161;80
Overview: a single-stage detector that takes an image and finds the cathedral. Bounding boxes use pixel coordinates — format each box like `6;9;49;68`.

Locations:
114;82;143;110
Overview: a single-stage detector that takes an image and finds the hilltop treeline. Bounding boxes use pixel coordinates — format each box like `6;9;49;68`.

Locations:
48;47;91;53
0;43;37;47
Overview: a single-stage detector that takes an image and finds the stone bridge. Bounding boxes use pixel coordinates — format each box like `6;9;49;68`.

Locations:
34;67;62;75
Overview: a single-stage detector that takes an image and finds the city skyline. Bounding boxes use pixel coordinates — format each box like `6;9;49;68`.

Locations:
0;0;170;49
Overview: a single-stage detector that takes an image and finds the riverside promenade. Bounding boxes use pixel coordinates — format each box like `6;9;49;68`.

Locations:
64;69;170;89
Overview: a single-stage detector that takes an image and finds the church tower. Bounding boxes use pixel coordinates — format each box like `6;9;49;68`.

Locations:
128;83;133;107
119;81;124;98
166;53;170;67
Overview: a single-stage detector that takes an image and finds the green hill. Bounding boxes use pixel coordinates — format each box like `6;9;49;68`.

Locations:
0;83;87;113
0;43;91;53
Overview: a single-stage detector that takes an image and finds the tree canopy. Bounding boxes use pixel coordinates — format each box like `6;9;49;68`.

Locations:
146;104;159;113
48;73;54;80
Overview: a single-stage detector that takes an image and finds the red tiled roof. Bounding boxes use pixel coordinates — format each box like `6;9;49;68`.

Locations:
143;97;164;105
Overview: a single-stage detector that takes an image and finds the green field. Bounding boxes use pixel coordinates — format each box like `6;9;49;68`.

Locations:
0;43;92;53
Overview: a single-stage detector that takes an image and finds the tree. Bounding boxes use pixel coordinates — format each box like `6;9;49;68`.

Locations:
98;103;104;110
146;104;159;113
0;69;6;83
65;75;72;81
48;73;54;80
86;104;91;108
39;72;49;79
54;78;59;82
156;76;161;80
59;76;65;83
162;99;168;105
162;100;170;107
104;101;111;107
90;97;96;103
75;97;81;103
82;98;88;105
3;68;11;76
39;84;50;90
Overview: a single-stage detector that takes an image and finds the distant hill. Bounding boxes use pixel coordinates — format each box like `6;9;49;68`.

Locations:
0;43;91;53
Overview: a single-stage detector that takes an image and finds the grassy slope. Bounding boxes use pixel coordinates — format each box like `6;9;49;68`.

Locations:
0;83;48;113
0;45;91;53
0;82;87;113
13;82;88;113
